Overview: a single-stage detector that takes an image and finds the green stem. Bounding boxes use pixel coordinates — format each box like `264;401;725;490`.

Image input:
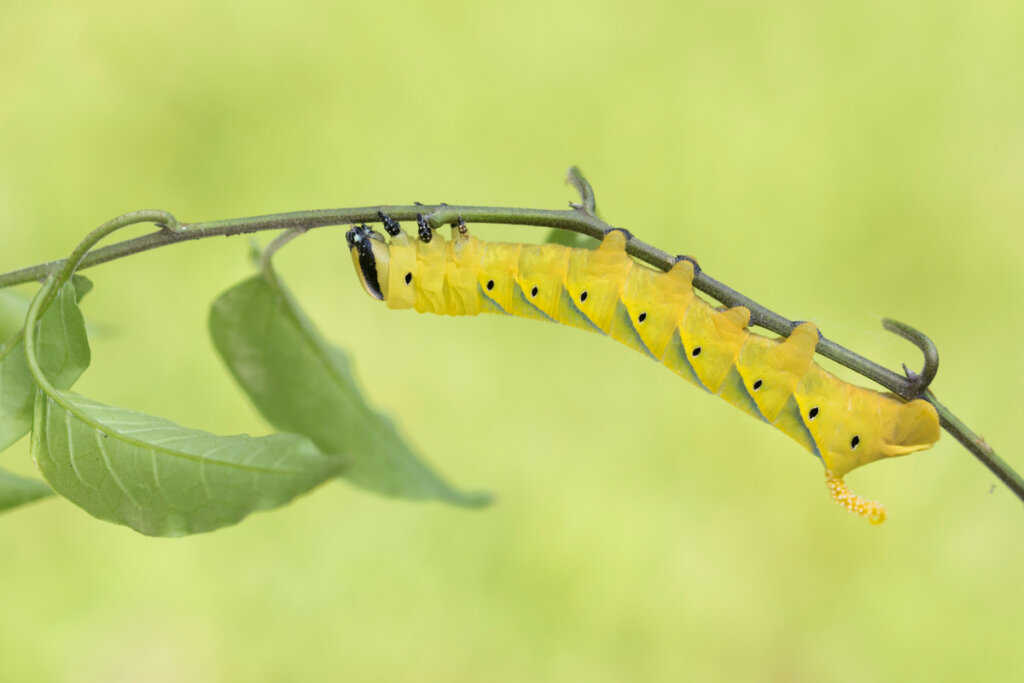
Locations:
22;277;58;394
1;174;1020;509
0;205;916;396
566;166;597;216
260;228;305;277
882;318;940;395
924;390;1024;502
24;211;175;392
0;206;608;290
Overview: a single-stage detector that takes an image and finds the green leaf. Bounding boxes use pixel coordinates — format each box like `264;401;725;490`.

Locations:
32;391;344;536
209;273;490;507
545;229;596;249
0;291;31;341
18;275;339;536
0;467;52;513
0;277;92;340
0;278;92;453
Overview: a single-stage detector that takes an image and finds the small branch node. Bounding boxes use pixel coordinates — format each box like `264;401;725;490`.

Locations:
155;214;183;234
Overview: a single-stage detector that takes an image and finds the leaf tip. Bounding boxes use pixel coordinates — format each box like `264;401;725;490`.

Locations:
450;489;495;509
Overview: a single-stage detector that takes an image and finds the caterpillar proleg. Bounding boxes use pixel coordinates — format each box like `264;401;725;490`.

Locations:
346;220;941;524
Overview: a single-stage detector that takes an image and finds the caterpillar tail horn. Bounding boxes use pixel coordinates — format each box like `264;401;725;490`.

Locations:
825;471;887;525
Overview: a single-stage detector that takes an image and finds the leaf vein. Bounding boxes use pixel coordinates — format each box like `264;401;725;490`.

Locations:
63;405;96;491
94;427;141;508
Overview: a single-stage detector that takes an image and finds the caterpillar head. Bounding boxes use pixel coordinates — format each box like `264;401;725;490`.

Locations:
820;399;939;525
818;395;941;477
346;224;391;301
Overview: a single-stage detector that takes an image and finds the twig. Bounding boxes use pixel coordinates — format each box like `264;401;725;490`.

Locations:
566;166;597;216
0;171;1019;507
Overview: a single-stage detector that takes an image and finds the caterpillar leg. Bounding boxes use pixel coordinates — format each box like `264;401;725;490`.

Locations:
824;471;887;525
416;213;433;242
377;210;402;236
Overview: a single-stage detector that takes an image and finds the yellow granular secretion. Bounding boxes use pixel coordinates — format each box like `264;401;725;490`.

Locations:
825;472;887;525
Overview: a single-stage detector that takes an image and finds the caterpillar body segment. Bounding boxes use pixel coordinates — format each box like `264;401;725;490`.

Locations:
345;222;941;524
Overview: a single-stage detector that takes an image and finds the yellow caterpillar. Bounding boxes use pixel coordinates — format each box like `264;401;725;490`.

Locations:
347;216;940;524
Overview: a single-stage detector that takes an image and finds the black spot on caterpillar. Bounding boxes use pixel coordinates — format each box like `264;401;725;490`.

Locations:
348;225;941;524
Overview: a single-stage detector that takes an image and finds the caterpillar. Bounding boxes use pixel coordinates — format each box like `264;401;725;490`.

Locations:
346;215;941;524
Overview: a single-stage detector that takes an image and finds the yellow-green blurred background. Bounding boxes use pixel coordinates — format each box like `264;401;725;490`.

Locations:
2;1;1022;681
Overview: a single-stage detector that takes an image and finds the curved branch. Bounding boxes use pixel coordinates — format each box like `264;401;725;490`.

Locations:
566;166;597;216
882;318;940;396
925;390;1024;503
0;206;611;290
0;171;1019;509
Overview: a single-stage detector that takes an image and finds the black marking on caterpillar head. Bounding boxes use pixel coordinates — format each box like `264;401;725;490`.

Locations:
345;223;369;250
753;379;763;391
530;285;539;297
850;435;860;450
416;213;433;243
377;211;401;236
580;291;588;303
674;254;702;274
691;346;702;357
638;312;647;323
809;406;819;420
349;223;384;300
486;279;495;290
